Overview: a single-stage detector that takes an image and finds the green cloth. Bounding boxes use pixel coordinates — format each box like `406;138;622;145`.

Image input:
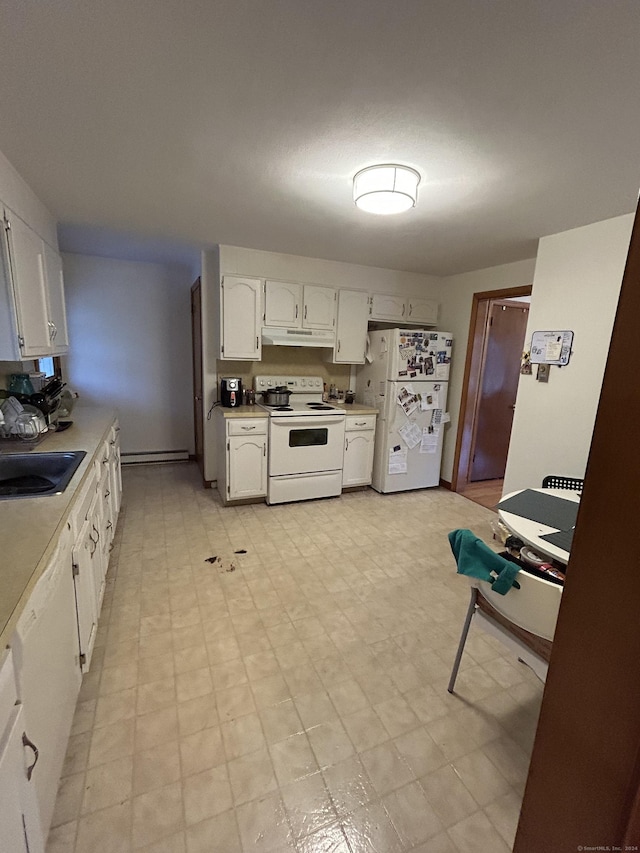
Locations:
448;528;520;595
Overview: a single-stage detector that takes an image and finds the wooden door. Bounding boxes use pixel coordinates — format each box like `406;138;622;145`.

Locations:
190;279;204;479
469;300;528;481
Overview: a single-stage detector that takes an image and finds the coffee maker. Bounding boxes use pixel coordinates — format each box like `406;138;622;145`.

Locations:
220;377;242;407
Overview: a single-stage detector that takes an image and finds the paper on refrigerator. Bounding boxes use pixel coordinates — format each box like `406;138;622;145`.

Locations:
420;426;439;454
398;419;422;450
397;385;420;417
388;446;408;474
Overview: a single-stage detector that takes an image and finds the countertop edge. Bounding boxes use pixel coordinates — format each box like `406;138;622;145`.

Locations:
0;406;117;647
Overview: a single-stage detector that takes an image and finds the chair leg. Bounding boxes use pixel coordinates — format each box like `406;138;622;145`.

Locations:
447;587;478;694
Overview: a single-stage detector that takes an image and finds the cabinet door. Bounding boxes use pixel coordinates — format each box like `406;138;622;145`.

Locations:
108;423;122;518
4;212;51;357
342;431;375;486
221;276;262;360
264;280;302;327
303;284;335;330
407;297;438;325
15;525;81;837
72;517;98;673
334;289;369;363
228;435;267;499
42;243;69;353
369;293;406;322
0;707;44;853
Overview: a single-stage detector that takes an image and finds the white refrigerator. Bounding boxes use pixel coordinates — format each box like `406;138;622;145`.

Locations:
356;328;453;493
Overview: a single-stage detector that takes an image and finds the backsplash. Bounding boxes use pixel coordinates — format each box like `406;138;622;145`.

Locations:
0;361;36;391
217;346;352;396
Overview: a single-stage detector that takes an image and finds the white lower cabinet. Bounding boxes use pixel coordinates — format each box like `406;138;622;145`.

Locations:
12;524;81;837
217;416;268;503
342;414;377;487
0;649;44;853
4;415;122;847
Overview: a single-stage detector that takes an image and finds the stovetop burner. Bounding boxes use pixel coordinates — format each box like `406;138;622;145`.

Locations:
273;406;293;411
307;403;335;411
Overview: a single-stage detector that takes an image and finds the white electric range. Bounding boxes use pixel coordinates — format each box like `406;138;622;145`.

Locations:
253;375;346;505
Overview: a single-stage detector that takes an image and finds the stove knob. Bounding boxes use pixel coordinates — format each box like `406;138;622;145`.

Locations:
315;379;321;387
300;379;306;387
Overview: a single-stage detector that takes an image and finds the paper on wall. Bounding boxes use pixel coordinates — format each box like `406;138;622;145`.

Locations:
432;409;443;425
398;420;422;450
388;446;408;474
435;363;448;379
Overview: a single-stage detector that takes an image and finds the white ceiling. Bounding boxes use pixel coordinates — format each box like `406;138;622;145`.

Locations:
0;0;639;276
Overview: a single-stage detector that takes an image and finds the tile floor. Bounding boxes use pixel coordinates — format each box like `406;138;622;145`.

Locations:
46;463;543;853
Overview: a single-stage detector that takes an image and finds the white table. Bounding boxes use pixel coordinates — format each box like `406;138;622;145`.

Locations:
498;488;580;566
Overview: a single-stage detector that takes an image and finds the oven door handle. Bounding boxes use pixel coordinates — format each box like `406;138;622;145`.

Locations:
270;416;345;427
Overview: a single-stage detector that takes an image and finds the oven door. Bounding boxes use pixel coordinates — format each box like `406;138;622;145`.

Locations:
269;415;346;476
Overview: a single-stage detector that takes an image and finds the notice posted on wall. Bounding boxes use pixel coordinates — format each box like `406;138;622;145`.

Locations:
388;445;408;474
420;426;439;454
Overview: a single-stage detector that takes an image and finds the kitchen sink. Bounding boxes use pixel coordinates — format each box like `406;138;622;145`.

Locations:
0;451;87;499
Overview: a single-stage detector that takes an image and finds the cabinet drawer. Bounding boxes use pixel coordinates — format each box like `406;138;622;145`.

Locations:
345;415;376;432
227;419;267;437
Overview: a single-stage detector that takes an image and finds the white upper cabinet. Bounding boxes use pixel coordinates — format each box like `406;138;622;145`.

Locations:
406;296;438;325
220;275;262;360
332;289;369;364
42;243;69;354
0;209;69;360
301;284;336;330
369;293;406;323
264;280;336;330
369;292;439;326
264;280;301;327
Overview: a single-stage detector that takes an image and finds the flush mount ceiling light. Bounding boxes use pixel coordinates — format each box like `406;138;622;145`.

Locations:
353;164;420;215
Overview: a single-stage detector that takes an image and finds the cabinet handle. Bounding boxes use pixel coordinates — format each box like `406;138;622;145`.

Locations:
51;323;57;340
355;421;366;426
241;425;256;430
402;303;406;316
295;305;298;319
345;438;349;451
256;336;259;350
105;489;110;498
263;443;266;457
337;340;340;353
22;732;39;781
304;305;307;320
408;304;413;316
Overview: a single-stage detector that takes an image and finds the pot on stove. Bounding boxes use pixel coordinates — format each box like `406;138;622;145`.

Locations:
261;386;292;406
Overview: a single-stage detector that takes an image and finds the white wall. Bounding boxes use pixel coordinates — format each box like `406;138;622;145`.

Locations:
503;213;634;493
438;258;537;482
63;253;194;458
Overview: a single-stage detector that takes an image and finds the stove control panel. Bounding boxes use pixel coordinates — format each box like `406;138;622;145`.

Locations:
253;375;324;392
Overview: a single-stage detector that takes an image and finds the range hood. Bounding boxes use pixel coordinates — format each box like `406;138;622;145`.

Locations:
261;327;335;348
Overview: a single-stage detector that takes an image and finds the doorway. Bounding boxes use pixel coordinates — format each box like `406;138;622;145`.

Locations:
452;285;532;505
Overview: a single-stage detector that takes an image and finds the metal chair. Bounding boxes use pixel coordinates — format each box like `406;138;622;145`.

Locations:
542;475;584;490
448;541;563;693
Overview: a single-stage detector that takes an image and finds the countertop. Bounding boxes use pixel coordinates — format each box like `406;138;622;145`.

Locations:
0;405;117;647
217;403;378;417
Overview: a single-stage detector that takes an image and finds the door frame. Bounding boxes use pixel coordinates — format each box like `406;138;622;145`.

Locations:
451;284;532;492
190;278;206;484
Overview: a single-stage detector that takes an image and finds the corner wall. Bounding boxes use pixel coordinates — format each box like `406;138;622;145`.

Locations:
503;213;634;493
